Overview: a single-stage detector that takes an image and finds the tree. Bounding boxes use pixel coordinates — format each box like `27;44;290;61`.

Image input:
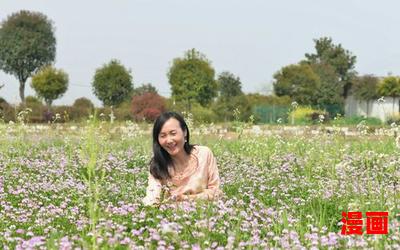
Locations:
131;92;166;121
31;66;68;107
217;71;243;101
273;63;320;105
92;59;133;107
378;76;400;114
0;10;56;102
351;74;379;117
305;37;356;96
167;48;217;109
309;62;344;115
132;83;158;96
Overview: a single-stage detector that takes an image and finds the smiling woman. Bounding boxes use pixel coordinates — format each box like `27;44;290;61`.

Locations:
142;111;222;206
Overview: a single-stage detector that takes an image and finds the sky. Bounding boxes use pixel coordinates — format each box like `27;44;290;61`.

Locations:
1;0;400;106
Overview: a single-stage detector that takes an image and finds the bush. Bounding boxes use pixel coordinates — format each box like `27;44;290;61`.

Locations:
331;116;382;126
131;93;166;122
141;108;162;121
0;99;15;122
71;97;95;121
25;96;42;105
289;106;328;125
386;113;400;125
247;93;292;106
190;103;217;124
114;101;132;121
212;95;251;122
165;99;187;114
73;97;94;110
51;105;75;123
94;106;111;121
18;96;46;123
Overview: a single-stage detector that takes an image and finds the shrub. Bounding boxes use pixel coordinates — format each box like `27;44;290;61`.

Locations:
73;97;94;110
71;97;95;121
386;113;400;125
18;96;46;123
190;103;217;124
141;108;162;121
95;107;114;122
331;116;382;126
247;93;292;106
51;105;74;123
25;96;42;105
289;106;328;125
131;93;166;122
0;99;15;122
212;95;251;122
165;99;187;114
114;100;132;121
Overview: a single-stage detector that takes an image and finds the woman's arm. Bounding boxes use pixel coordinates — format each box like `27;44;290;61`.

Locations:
142;173;162;206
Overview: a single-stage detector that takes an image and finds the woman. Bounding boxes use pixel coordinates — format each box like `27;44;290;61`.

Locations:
142;111;222;206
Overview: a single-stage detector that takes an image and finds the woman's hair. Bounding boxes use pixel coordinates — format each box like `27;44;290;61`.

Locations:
150;111;194;180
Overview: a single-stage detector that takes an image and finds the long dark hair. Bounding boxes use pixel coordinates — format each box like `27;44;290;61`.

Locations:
150;111;194;181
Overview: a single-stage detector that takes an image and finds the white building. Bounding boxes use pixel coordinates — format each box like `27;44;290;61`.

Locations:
345;95;400;121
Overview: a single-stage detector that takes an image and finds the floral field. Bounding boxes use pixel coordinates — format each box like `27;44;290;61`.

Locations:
0;121;399;249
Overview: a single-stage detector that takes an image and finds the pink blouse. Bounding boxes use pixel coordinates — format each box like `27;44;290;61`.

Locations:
142;145;222;206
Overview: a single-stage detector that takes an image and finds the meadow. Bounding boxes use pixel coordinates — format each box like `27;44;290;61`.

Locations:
0;118;399;249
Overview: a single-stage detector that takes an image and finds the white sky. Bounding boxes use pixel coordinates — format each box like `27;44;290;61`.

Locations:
1;0;400;106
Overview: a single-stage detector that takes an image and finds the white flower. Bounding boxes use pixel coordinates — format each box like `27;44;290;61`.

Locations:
161;223;176;235
396;136;400;149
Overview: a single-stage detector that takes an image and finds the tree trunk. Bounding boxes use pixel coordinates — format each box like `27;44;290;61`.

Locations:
19;79;25;103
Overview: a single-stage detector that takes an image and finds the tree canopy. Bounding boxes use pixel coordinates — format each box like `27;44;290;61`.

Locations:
305;37;356;96
310;62;343;107
217;71;243;101
378;76;400;98
132;83;158;96
352;74;379;101
31;66;68;106
167;48;217;109
92;59;133;107
273;63;320;105
0;10;56;102
378;76;400;113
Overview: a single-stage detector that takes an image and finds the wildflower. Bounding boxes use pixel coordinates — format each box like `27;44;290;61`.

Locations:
319;114;325;123
396;136;400;149
160;222;175;235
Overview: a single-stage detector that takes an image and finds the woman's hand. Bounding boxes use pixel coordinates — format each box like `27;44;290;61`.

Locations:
175;194;189;201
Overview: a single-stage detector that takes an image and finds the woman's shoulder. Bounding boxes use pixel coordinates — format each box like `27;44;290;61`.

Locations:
193;145;213;156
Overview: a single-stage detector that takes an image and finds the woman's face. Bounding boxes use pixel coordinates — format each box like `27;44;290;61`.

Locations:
158;118;187;157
